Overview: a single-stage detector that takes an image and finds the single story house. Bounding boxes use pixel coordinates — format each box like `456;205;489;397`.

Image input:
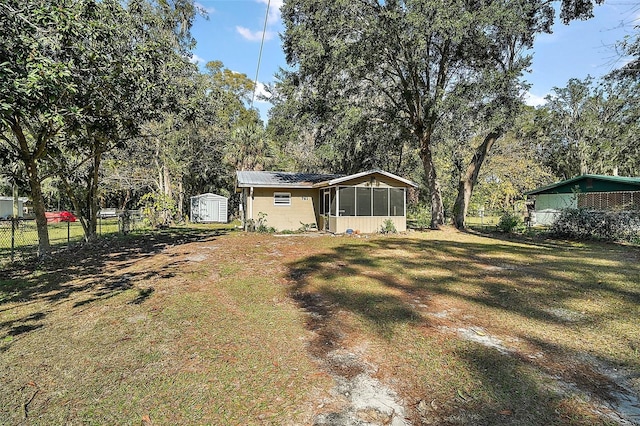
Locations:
525;174;640;225
0;196;28;219
235;169;418;233
190;193;229;223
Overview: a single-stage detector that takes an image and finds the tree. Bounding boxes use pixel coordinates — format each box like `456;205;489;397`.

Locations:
281;0;602;229
532;76;639;179
100;58;262;225
0;0;85;256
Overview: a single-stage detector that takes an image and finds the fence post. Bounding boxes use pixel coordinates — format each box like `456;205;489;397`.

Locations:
11;217;16;262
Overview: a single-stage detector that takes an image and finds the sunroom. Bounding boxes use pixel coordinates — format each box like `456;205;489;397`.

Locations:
317;170;417;234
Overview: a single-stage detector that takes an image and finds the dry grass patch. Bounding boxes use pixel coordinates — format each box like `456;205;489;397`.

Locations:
1;226;638;425
0;228;332;425
288;228;640;424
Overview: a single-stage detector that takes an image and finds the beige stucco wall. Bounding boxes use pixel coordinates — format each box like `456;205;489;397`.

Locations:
336;174;399;189
248;188;319;231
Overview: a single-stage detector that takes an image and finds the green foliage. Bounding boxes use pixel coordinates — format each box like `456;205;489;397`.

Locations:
255;212;275;233
531;77;640;178
299;222;315;232
139;192;178;228
407;204;432;230
497;211;522;233
550;209;640;243
380;219;397;234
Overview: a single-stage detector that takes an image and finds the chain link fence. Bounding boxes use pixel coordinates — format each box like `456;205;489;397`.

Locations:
1;211;145;265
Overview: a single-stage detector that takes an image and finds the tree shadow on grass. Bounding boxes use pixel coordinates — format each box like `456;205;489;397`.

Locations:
0;227;229;348
286;233;640;424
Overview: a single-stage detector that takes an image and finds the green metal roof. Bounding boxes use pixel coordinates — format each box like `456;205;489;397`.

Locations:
525;174;640;195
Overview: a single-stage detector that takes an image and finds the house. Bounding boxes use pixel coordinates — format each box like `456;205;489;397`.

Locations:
525;174;640;225
190;193;229;223
0;196;28;219
235;169;418;233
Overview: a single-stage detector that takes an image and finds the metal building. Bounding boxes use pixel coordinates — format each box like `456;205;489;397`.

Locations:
190;193;228;223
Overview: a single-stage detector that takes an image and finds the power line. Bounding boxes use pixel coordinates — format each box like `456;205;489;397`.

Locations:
251;0;270;110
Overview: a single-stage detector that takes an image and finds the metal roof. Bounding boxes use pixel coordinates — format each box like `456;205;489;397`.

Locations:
525;174;640;195
190;193;228;200
236;171;342;189
0;196;29;202
236;169;419;190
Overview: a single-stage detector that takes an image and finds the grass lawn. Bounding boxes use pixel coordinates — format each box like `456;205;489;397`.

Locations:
1;226;638;424
0;219;125;264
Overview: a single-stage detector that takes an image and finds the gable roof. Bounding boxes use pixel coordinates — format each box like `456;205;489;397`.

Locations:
526;174;640;195
236;171;342;189
323;169;418;187
236;169;419;190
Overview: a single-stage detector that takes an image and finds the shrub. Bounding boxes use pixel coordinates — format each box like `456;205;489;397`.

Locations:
497;211;522;233
256;212;275;233
407;204;431;229
380;219;397;234
550;209;640;243
139;193;177;228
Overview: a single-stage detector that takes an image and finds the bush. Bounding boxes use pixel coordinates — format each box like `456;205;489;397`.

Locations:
497;211;522;233
380;219;397;234
255;212;275;233
550;209;640;243
407;204;431;229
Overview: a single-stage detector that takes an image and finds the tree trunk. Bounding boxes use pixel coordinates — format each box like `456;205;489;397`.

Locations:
418;130;445;229
177;176;184;220
452;129;502;229
26;158;51;258
87;144;103;239
11;118;51;257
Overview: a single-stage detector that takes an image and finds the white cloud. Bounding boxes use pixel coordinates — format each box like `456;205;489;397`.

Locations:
189;54;206;65
257;0;283;26
236;26;274;42
253;81;272;103
524;91;547;107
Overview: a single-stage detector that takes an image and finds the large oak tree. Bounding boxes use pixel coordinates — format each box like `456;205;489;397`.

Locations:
280;0;603;228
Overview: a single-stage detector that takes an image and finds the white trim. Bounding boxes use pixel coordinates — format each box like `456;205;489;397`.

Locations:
274;192;292;206
323;169;418;188
249;187;254;220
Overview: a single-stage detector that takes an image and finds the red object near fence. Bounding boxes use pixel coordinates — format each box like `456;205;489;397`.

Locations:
45;211;77;223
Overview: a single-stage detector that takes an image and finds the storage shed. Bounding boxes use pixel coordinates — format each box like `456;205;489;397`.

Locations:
0;196;27;219
525;174;640;225
190;193;228;223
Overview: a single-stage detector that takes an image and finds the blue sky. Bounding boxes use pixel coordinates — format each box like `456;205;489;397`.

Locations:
190;1;638;121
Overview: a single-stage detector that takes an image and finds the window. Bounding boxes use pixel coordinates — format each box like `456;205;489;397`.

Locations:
322;190;330;214
389;188;404;216
274;192;291;206
373;188;389;216
338;187;356;216
356;187;372;216
330;188;336;216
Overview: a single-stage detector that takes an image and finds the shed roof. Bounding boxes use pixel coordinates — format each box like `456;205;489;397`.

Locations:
0;196;29;202
190;193;228;200
525;174;640;195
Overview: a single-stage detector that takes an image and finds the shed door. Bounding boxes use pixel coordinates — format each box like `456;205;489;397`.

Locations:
203;199;220;222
